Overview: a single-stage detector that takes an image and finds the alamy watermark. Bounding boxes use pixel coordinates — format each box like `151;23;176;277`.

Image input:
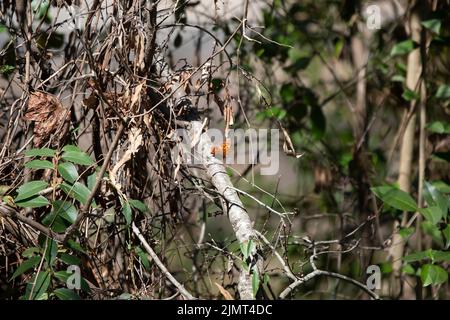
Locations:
66;265;81;290
366;265;381;290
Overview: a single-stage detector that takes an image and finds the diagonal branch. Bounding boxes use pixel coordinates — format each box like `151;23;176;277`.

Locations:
132;222;196;300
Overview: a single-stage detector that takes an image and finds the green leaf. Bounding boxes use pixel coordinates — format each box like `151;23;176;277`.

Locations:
403;249;434;263
24;148;56;157
443;225;450;250
419;206;443;225
59;253;81;265
399;227;415;239
129;199;149;213
62;145;83;152
58;162;79;184
436;84;450;99
421;264;448;287
432;181;450;193
371;186;417;212
251;265;260;298
426;121;450;134
421;19;441;34
87;172;98;191
402;88;420;101
0;65;15;75
263;273;270;286
22;247;40;258
390;40;415;56
380;262;393;274
16;195;50;208
42;237;58;266
61;151;94;166
10;256;41;280
54;271;90;293
54;288;81;300
120;198;132;225
240;239;255;260
42;201;77;232
24;160;54;170
135;246;151;271
421;221;444;247
53;200;77;224
423;182;448;219
433;250;450;262
60;182;91;205
14;181;48;202
402;264;415;276
25;270;51;300
391;74;405;83
67;240;86;254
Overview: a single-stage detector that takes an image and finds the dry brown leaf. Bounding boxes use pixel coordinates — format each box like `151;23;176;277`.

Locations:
110;127;143;191
214;282;234;300
135;31;145;70
24;91;69;147
130;82;145;112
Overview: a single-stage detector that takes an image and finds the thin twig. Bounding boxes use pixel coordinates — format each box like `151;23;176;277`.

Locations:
131;222;196;300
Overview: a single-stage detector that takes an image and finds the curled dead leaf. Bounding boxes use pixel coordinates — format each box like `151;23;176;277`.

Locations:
24;91;69;147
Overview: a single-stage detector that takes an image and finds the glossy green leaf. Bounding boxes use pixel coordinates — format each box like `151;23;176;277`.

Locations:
402;264;415;276
423;182;448;219
62;145;83;153
43;237;58;266
421;264;448;287
403;249;434;263
61;151;94;166
433;251;450;262
87;172;98;191
402;88;420;101
67;240;86;254
121;198;132;225
251;265;260;298
54;288;81;300
59;253;81;265
16;195;50;208
53;200;77;223
421;221;444;247
426;121;450;134
42;201;77;233
25;271;51;300
421;19;441;34
60;182;91;205
135;246;151;271
24;160;54;170
14;181;48;202
390;40;415;56
58;162;79;184
22;247;40;258
10;256;41;280
432;181;450;193
371;186;417;212
24;148;56;157
419;206;443;225
399;227;415;239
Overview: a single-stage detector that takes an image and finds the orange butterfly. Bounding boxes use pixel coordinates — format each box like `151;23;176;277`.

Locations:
211;140;230;158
